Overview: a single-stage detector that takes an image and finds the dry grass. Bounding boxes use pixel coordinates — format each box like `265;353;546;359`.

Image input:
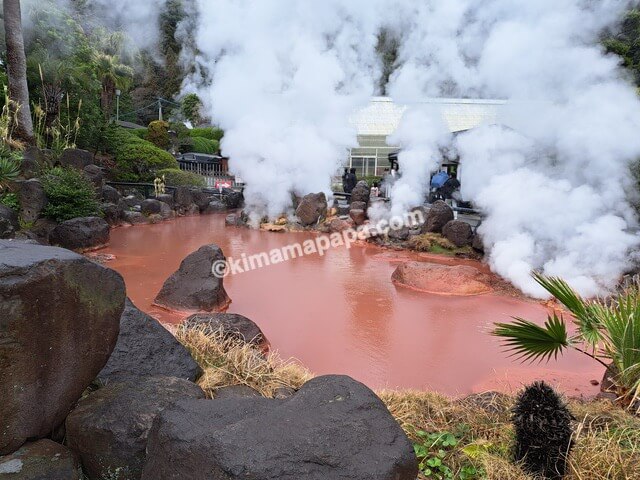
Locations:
177;326;640;480
176;325;311;398
408;232;457;252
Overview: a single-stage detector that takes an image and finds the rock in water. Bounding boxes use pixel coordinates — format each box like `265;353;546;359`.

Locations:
392;261;492;296
154;244;231;312
296;192;327;226
0;242;125;454
442;220;473;247
0;440;81;479
66;377;205;480
140;199;163;216
97;299;202;384
49;217;110;251
142;375;417;480
183;313;267;347
422;201;454;234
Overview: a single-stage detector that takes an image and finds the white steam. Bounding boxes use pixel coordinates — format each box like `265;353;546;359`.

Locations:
184;0;640;297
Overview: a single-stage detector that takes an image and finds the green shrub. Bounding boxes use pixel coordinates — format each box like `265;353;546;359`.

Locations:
361;175;382;187
157;168;206;187
42;167;100;222
189;127;224;142
104;127;178;182
147;120;170;149
131;128;148;140
0;192;19;211
191;137;219;155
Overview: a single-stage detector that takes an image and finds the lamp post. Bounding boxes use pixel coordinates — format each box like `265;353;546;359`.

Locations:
115;89;121;122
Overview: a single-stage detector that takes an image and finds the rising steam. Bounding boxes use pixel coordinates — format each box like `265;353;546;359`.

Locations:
183;0;640;297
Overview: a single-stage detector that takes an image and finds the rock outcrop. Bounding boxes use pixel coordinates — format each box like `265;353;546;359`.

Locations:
49;217;110;251
392;261;492;296
295;192;327;226
442;220;473;247
422;201;454;234
154;244;231;312
98;299;202;384
0;440;81;479
0;242;125;454
183;313;266;347
350;181;370;206
101;185;122;204
66;377;205;480
59;148;93;170
142;375;417;480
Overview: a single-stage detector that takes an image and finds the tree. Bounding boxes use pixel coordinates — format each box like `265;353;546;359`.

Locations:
92;52;133;122
2;0;34;143
493;272;640;411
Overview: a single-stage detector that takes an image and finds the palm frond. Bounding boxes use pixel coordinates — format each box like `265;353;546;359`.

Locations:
492;314;570;363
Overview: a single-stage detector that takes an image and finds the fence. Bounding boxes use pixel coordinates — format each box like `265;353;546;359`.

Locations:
178;159;238;188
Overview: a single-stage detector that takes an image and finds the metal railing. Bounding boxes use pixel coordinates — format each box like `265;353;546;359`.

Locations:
106;182;177;200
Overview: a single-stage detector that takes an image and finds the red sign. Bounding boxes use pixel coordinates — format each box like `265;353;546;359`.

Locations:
215;180;233;189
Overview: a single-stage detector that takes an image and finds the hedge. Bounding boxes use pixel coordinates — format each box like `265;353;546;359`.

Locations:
42;167;100;222
131;128;148;140
105;127;178;182
189;127;224;141
157;168;206;187
191;137;219;155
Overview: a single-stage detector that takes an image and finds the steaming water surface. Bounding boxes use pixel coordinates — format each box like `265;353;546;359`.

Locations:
103;214;602;397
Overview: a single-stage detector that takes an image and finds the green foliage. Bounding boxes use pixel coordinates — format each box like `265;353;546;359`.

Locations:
603;9;640;84
413;427;484;479
132;128;148;140
41;166;100;222
190;136;219;154
493;272;640;411
189;127;224;142
0;192;19;211
105;127;178;182
361;175;382;188
147;121;170;149
0;155;21;190
181;93;203;125
157;168;206;187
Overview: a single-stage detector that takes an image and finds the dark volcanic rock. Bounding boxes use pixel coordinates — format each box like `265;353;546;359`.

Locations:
225;213;244;227
156;193;174;208
174;186;193;207
20;146;46;179
66;377;205;480
142;375;417;480
183;313;266;347
141;199;163;216
122;211;147;225
154;244;231;312
17;179;47;223
442;220;473;247
98;299;202;384
350;208;366;226
472;233;484;253
350;200;367;212
28;218;57;244
350;181;370;206
222;188;244;209
49;217;110;251
0;206;18;239
82;164;104;192
422;201;454;234
0;440;81;479
388;226;410;242
101;185;122;204
0;242;125;454
59;148;93;170
204;199;226;213
191;190;213;211
295;192;327;226
100;203;120;226
214;385;262;399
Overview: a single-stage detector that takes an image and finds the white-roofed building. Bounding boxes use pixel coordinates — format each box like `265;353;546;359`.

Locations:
347;97;506;176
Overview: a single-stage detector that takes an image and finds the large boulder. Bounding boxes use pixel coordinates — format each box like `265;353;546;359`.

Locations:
222;188;244;209
154;244;231;312
422;201;454;234
350;180;370;205
350;200;367;212
142;375;417;480
49;217;110;251
183;313;267;347
122;211;148;225
472;233;484;253
0;440;81;479
98;299;202;384
350;209;366;226
100;202;120;226
391;261;492;296
17;179;47;224
82;165;104;193
101;185;122;204
66;377;205;480
58;148;93;170
20;146;46;179
0;242;125;454
141;199;163;216
155;193;174;208
0;205;18;239
174;186;193;207
295;192;327;226
204;199;226;214
191;190;214;211
442;220;473;247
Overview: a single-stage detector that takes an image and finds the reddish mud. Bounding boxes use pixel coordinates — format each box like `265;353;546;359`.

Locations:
102;214;603;398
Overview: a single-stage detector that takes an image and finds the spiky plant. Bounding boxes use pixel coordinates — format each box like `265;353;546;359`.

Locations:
512;381;574;480
0;150;20;190
493;272;640;411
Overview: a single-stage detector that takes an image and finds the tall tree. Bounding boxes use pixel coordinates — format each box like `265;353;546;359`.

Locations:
3;0;34;143
92;53;133;122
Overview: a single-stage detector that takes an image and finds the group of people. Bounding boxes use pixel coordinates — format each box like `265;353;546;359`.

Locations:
341;168;358;194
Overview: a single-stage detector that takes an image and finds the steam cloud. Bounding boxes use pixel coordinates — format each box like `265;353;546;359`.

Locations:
181;0;640;297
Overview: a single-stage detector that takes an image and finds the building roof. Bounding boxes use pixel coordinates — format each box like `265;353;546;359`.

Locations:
349;96;507;137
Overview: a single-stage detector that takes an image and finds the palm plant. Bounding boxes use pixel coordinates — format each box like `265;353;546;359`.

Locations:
493;272;640;411
92;53;133;123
